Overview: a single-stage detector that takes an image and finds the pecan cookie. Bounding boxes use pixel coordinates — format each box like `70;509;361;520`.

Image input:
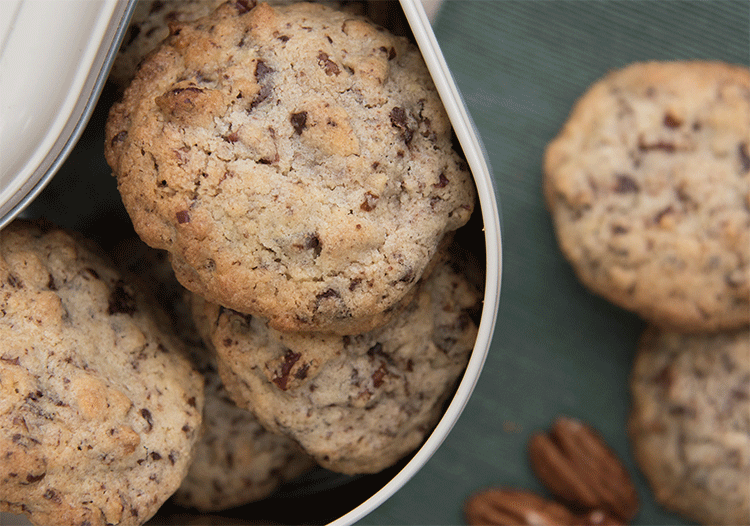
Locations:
105;1;475;335
628;326;750;525
191;250;482;474
544;61;750;332
110;238;315;512
0;220;204;526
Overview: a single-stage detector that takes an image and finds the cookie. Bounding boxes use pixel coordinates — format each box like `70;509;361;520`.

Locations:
543;61;750;332
0;220;204;526
108;0;226;90
109;0;364;90
105;1;476;335
111;238;315;512
192;249;482;474
628;325;750;525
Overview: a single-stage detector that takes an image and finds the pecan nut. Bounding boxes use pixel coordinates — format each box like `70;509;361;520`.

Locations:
528;416;639;522
464;488;577;526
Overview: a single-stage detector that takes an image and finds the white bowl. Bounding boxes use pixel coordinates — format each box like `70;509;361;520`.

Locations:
0;1;501;524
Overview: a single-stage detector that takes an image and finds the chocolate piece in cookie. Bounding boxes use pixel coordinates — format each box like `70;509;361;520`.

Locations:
110;237;315;512
105;1;476;335
628;326;750;525
191;249;482;474
544;61;750;332
0;220;204;526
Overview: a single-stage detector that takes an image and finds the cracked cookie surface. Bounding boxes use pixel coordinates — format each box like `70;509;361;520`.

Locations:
111;238;315;512
628;326;750;525
0;220;204;526
544;61;750;332
191;249;481;474
105;1;476;335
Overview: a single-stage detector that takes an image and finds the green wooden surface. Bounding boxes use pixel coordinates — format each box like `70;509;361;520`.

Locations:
359;1;749;525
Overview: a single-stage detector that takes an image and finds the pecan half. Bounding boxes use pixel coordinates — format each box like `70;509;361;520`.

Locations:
464;488;577;526
528;417;639;522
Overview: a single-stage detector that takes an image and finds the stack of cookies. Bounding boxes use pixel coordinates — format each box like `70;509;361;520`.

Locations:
544;61;750;525
84;0;477;521
1;1;483;525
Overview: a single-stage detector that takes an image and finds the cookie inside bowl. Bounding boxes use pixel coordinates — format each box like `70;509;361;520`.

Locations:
3;0;500;525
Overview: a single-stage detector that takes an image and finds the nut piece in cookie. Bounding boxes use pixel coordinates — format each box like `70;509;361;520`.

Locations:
191;248;482;474
0;220;204;526
628;326;750;525
105;1;476;335
543;61;750;332
110;237;316;512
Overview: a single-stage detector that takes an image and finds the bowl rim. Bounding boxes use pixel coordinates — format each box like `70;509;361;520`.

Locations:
329;1;502;524
0;0;135;231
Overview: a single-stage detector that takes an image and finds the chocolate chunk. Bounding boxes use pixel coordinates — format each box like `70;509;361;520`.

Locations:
317;51;340;75
249;84;272;110
316;288;339;300
612;225;629;235
107;281;137;316
390;106;413;144
638;138;676;153
372;363;388;388
663;113;682;128
433;172;449;188
140;408;154;432
110;130;127;147
360;191;379;211
43;489;61;503
613;173;640;194
272;350;302;390
294;362;310;380
738;143;750;173
235;0;256;14
255;60;273;82
24;472;46;484
303;233;322;258
290;112;308;134
176;210;190;224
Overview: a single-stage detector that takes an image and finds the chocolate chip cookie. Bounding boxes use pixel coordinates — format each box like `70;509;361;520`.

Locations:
105;1;476;335
0;220;204;526
544;61;750;332
191;250;482;474
111;237;315;512
628;325;750;525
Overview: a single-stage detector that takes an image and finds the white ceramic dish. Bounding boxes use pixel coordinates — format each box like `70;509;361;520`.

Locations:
0;1;501;524
0;0;134;230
